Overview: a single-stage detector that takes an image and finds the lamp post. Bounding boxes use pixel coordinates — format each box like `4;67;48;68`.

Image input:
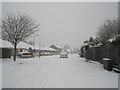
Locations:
33;34;39;58
39;37;41;58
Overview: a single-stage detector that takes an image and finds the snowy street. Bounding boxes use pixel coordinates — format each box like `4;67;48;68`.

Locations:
2;54;118;88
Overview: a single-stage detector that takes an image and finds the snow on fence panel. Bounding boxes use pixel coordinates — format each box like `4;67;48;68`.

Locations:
82;38;120;66
83;46;102;62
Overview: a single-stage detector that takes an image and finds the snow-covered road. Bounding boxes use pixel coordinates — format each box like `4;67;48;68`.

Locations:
2;54;118;88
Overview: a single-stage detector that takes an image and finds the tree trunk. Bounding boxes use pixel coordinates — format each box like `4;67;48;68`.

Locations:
13;43;17;61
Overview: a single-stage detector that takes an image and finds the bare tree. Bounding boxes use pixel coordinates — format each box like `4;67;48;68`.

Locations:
0;12;39;61
97;19;119;43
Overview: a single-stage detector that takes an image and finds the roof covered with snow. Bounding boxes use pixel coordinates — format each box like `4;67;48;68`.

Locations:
0;39;13;48
17;42;33;49
40;46;56;51
0;39;33;49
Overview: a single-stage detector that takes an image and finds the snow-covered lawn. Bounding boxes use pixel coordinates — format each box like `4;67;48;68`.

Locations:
1;54;118;88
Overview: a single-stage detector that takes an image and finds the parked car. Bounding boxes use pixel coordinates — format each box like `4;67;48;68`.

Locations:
60;50;68;58
20;52;33;58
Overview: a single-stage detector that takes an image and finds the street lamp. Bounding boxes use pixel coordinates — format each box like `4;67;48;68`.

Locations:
39;37;41;58
33;34;39;58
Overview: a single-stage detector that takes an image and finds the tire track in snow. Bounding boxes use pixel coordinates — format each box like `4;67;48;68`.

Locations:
41;61;67;88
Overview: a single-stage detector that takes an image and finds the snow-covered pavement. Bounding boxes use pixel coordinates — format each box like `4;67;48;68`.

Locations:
2;54;118;88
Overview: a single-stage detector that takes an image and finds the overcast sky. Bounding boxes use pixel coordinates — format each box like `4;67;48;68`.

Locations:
2;2;118;49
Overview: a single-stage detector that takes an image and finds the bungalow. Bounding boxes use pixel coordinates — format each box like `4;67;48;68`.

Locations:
40;46;57;56
0;39;33;58
50;44;63;54
0;39;13;58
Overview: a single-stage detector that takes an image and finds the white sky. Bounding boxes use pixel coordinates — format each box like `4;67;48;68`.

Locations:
2;2;118;49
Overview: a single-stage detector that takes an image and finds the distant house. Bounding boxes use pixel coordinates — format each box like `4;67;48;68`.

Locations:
40;46;57;56
50;44;63;54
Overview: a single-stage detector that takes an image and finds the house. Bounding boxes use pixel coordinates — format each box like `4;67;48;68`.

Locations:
50;44;63;54
0;39;33;58
40;46;57;56
17;42;33;55
0;39;13;58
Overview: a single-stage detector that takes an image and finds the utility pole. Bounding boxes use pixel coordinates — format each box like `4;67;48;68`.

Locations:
33;34;35;58
33;34;39;58
39;37;41;58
